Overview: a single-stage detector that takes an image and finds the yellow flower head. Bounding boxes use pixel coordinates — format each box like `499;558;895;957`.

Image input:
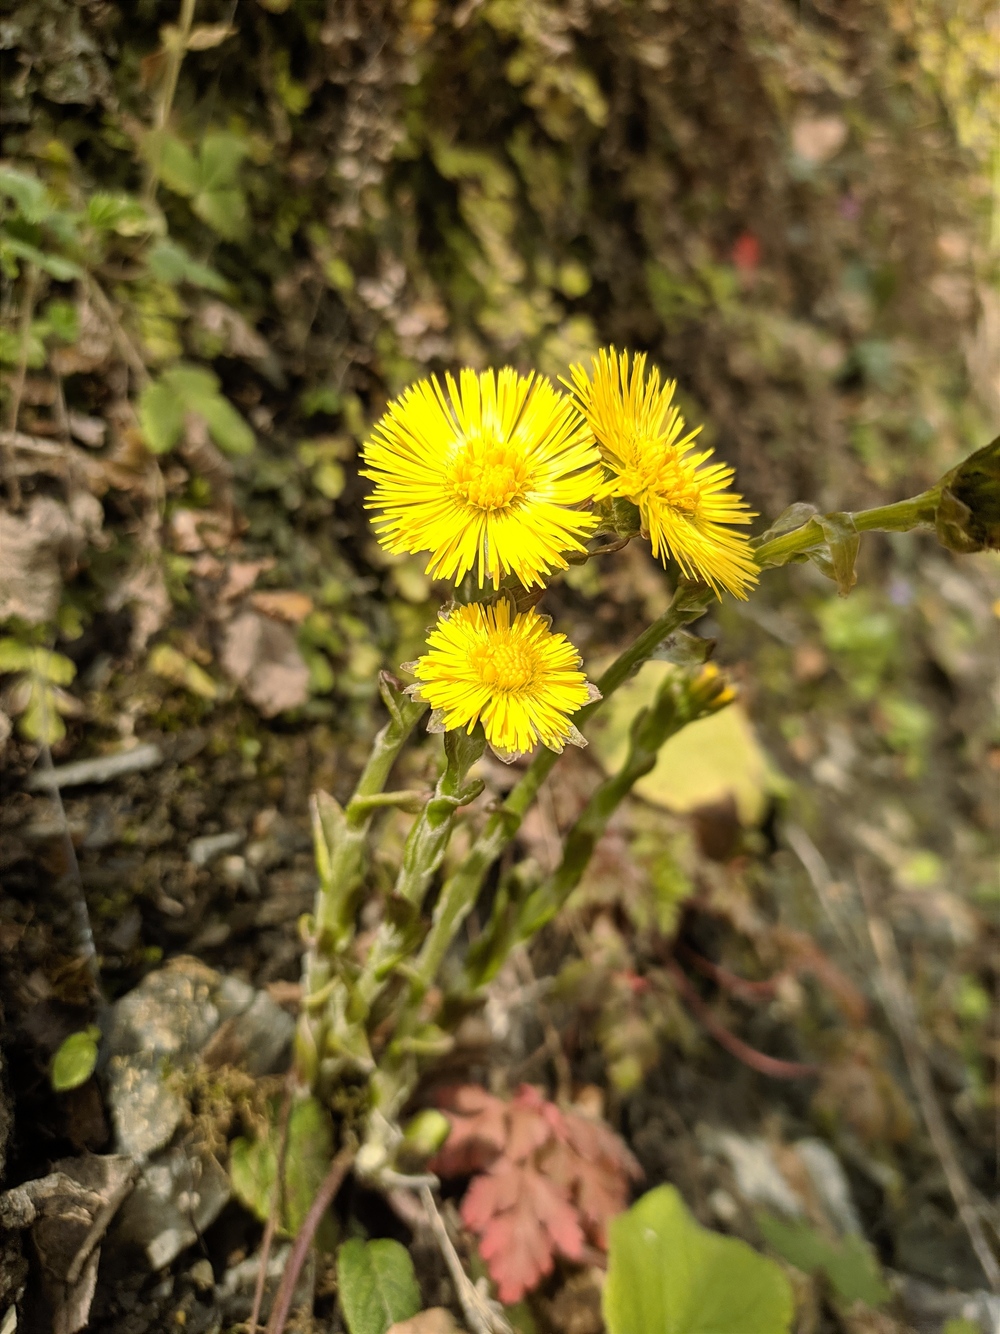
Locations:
362;368;604;590
567;348;759;599
404;600;599;762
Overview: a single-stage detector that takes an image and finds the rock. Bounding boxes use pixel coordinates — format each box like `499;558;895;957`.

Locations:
794;1137;862;1236
113;1137;230;1271
703;1129;803;1217
188;829;245;866
219;610;310;717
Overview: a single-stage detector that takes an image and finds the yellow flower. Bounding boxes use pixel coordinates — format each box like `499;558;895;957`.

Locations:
362;368;604;590
567;348;758;599
404;600;599;762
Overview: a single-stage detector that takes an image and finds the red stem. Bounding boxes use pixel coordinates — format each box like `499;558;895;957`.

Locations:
265;1146;356;1334
666;960;820;1080
677;943;781;1001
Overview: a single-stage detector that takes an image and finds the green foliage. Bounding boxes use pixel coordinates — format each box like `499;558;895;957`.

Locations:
756;1213;890;1308
604;1185;794;1334
139;363;254;456
51;1027;101;1092
817;592;899;700
229;1096;336;1241
0;639;78;744
151;130;250;241
336;1238;422;1334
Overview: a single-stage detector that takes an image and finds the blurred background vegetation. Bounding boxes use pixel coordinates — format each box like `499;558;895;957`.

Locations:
1;0;998;1324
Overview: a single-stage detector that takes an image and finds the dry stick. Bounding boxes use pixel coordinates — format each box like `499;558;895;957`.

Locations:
3;260;40;509
248;1080;294;1334
264;1145;355;1334
418;1184;512;1334
857;868;1000;1293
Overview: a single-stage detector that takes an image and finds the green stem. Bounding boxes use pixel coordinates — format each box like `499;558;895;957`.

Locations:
144;0;197;202
294;683;426;1089
754;491;939;568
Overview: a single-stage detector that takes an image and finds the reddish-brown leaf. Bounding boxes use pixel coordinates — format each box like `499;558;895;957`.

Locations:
429;1085;508;1176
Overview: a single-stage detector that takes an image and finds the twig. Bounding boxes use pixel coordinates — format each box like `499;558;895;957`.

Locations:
857;865;1000;1293
666;960;821;1080
3;260;39;508
144;0;198;202
264;1144;355;1334
27;742;163;791
418;1184;512;1334
85;277;151;391
248;1080;294;1334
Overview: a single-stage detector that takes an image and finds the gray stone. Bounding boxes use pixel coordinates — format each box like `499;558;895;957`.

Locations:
115;1138;230;1271
794;1137;862;1236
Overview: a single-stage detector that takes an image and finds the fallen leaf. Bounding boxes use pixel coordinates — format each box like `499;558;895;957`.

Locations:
0;494;101;624
387;1309;463;1334
220;610;310;716
250;589;315;623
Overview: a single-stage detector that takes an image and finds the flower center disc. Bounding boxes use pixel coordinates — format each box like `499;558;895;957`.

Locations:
474;639;537;692
450;436;529;512
623;442;700;515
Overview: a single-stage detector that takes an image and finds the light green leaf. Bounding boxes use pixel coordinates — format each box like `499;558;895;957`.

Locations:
229;1095;335;1239
52;1026;101;1092
198;132;249;189
604;1185;794;1334
19;681;67;744
0;166;52;223
196;388;254;455
756;1214;890;1308
0;326;45;368
31;647;76;686
86;192;157;237
139;378;186;454
0;230;83;281
0;638;35;673
146;240;229;292
337;1238;422;1334
192;185;248;242
156;134;201;197
39;299;80;343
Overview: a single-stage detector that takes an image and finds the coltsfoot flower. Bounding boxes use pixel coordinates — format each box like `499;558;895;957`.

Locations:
567;348;759;599
403;601;600;762
362;368;604;590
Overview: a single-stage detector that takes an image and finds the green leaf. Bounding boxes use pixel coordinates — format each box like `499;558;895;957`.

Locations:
756;1214;890;1308
86;192;157;237
139;378;186;454
194;384;254;455
0;638;35;673
198;132;249;190
155;133;201;197
146;239;229;293
604;1185;794;1334
192;186;248;242
337;1238;422;1334
52;1026;101;1092
19;681;67;744
0;166;52;223
39;299;80;343
809;513;859;596
229;1095;336;1240
0;326;45;369
0;229;84;281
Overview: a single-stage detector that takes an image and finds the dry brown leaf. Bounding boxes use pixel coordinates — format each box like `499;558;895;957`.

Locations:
220;610;310;716
0;494;102;624
387;1310;464;1334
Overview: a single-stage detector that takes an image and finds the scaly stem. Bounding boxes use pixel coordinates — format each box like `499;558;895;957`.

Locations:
754;491;939;568
294;683;426;1091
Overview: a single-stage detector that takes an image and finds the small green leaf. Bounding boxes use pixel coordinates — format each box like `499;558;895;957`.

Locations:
146;239;228;292
604;1185;794;1334
195;388;254;455
39;299;80;343
19;681;68;744
229;1095;336;1240
31;647;76;686
337;1238;422;1334
53;1029;100;1091
192;186;248;242
0;638;35;673
139;378;186;454
756;1213;890;1308
0;167;52;223
0;230;83;281
86;193;157;236
155;133;201;197
52;1026;101;1092
810;512;860;596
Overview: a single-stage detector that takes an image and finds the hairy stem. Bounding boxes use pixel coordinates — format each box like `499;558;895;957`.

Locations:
754;491;939;568
144;0;198;202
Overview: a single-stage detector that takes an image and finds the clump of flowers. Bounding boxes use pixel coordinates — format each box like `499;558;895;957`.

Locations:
363;347;758;762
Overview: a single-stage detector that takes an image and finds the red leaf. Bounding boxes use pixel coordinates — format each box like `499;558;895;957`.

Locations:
429;1085;508;1176
434;1085;643;1303
462;1162;585;1304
